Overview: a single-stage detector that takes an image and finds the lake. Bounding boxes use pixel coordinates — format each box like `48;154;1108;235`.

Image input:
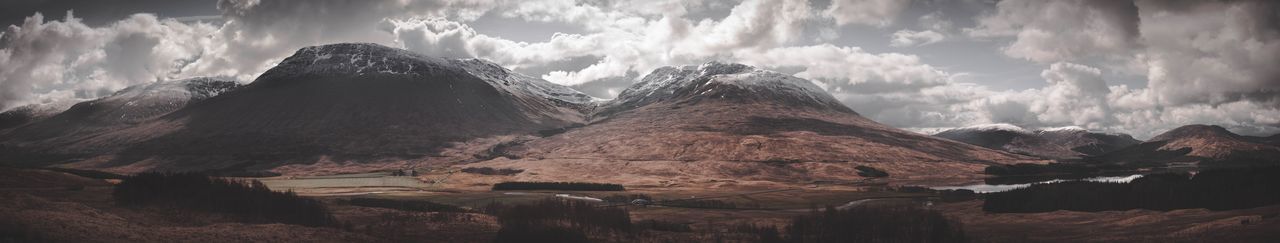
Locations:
930;174;1145;193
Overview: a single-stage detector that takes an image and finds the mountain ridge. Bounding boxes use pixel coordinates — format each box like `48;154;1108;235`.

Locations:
934;124;1140;160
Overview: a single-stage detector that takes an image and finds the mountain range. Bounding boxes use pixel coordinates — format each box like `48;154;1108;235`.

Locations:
933;124;1140;160
933;123;1280;165
0;43;1273;178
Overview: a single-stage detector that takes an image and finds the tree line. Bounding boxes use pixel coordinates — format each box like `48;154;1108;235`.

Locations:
984;166;1280;213
492;181;625;191
112;172;337;227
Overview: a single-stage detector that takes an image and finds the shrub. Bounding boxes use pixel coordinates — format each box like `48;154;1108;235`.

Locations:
347;198;466;213
983;163;1096;175
492;181;624;191
460;167;524;176
484;198;631;242
494;223;590;243
601;194;652;204
854;165;889;178
661;199;746;209
41;167;126;180
784;205;967;243
112;172;336;227
637;219;693;232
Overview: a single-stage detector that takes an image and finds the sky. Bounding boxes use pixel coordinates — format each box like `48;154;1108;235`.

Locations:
0;0;1276;139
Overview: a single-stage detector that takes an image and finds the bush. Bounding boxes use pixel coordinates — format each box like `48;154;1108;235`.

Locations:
984;166;1280;213
492;181;624;191
484;198;631;242
637;219;692;232
494;223;590;243
112;172;336;227
661;199;750;209
854;165;889;178
347;197;467;213
460;167;524;176
41;167;126;180
601;194;652;204
984;163;1096;175
784;205;967;243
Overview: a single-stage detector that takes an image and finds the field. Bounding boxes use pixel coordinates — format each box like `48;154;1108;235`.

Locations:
4;166;1280;242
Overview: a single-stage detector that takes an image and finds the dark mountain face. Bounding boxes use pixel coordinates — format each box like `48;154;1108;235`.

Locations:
0;101;74;130
2;43;594;170
1088;124;1280;164
1;77;240;140
934;124;1140;160
0;77;242;164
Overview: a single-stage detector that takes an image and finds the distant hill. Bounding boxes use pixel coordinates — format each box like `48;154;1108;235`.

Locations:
1087;125;1280;165
934;124;1140;160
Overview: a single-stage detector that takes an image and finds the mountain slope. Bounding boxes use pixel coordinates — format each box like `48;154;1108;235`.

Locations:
0;78;242;164
2;77;241;141
29;43;594;171
1089;125;1280;164
503;62;1039;178
0;101;75;131
934;124;1140;160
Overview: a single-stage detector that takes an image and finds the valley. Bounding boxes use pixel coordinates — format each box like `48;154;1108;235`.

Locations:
1;43;1277;242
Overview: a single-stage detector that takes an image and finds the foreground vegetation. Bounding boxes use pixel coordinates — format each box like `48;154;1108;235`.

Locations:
983;163;1137;176
113;172;337;227
492;181;625;191
767;205;968;243
985;166;1280;213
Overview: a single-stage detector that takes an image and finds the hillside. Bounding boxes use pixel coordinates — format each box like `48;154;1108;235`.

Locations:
934;124;1140;160
1088;125;1280;164
483;62;1040;181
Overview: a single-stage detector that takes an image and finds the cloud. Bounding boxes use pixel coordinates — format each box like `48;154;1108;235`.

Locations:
736;44;949;94
0;12;218;110
1135;0;1280;106
967;0;1140;63
948;0;1280;137
889;30;944;47
823;0;911;27
888;11;953;47
0;0;1275;139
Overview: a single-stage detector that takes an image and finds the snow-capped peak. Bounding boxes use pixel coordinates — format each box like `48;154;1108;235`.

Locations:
943;123;1032;134
101;77;240;104
262;43;594;107
451;58;594;106
1039;126;1088;133
603;61;850;114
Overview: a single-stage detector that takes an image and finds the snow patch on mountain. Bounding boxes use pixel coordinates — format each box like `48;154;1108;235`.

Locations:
266;43;595;108
942;123;1033;135
602;62;850;116
86;77;241;123
451;58;595;106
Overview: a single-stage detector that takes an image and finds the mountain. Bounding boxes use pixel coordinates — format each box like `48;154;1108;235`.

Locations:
934;124;1140;160
1088;124;1280;164
0;101;75;131
501;62;1038;178
3;43;595;171
0;77;242;164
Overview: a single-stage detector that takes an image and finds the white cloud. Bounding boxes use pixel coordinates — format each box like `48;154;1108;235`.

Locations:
823;0;911;27
0;0;1274;139
889;30;944;47
1135;0;1280;106
0;12;219;110
967;0;1139;63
